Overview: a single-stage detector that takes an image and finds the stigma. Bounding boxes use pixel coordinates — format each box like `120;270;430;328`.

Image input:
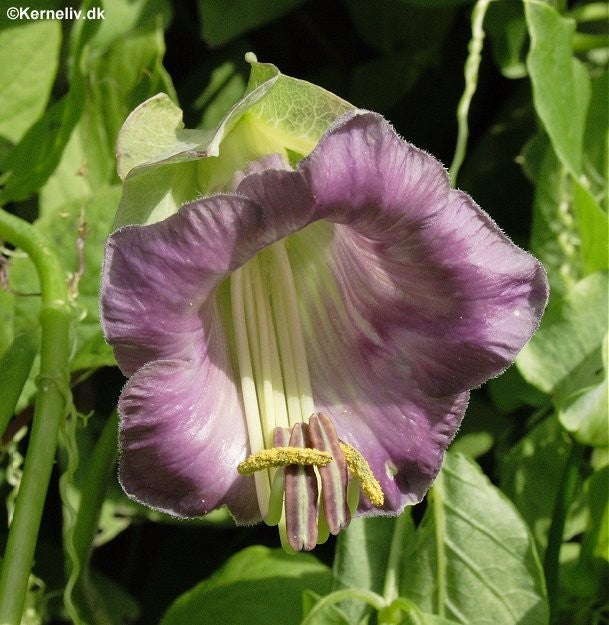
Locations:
238;413;385;551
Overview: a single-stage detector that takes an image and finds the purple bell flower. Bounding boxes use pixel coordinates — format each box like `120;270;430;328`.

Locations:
100;111;548;550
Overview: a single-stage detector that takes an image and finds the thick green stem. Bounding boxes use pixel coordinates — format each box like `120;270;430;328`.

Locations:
0;208;71;625
544;438;585;623
0;333;37;438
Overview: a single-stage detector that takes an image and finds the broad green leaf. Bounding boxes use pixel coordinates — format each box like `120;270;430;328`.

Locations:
333;514;415;624
159;546;331;625
401;452;549;625
113;58;353;228
90;0;171;53
572;180;609;276
199;0;306;47
500;418;573;549
0;91;85;204
583;68;608;209
558;332;608;447
517;272;608;394
525;1;591;177
349;50;436;112
0;10;99;203
0;21;61;144
40;18;175;213
525;126;578;296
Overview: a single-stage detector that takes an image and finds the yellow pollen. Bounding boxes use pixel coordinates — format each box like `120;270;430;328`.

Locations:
339;443;385;507
237;447;333;475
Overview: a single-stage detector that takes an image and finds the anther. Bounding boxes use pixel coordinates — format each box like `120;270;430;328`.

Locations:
237;447;332;475
339;442;385;507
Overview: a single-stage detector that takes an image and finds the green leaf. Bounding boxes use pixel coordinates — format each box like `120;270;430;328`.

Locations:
89;0;171;53
0;21;61;144
500;417;574;549
199;0;306;47
517;272;608;394
159;546;332;625
558;332;608;447
525;1;591;177
401;452;549;625
583;67;608;209
40;17;175;213
572;180;609;276
0;10;99;204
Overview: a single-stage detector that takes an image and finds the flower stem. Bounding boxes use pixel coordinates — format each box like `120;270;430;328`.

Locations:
0;208;71;625
449;0;492;186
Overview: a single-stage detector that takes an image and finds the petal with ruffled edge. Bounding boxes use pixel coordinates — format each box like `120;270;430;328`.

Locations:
117;311;259;522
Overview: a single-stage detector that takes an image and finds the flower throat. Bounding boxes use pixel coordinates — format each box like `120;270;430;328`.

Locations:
230;239;383;551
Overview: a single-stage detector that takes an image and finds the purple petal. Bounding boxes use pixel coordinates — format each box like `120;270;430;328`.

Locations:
117;306;258;522
238;111;548;396
100;194;283;376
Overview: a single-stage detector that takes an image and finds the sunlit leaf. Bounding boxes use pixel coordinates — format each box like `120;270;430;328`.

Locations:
525;1;591;177
0;21;61;144
401;453;549;625
517;272;608;394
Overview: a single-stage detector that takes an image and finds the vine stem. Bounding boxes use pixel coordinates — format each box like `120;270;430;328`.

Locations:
449;0;492;187
0;208;72;625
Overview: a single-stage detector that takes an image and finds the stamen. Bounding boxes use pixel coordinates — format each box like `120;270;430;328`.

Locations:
308;413;350;534
237;447;332;474
284;423;318;551
340;442;385;507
